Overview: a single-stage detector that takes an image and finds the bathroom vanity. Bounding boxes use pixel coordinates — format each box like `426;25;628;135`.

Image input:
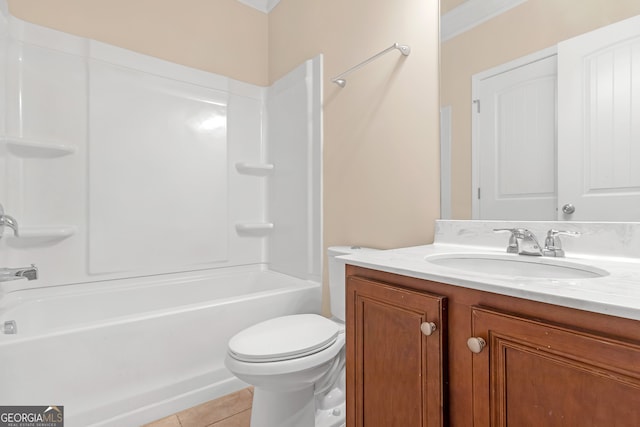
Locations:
342;221;640;426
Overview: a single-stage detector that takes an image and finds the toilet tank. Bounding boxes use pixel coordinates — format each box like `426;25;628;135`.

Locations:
328;246;378;321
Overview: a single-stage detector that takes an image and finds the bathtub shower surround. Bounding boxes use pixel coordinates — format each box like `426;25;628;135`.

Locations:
0;15;322;287
0;6;322;427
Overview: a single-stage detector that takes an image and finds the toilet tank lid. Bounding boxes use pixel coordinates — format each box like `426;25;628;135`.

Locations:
228;314;340;362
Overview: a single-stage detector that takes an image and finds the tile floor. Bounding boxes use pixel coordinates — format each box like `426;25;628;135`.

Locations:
143;388;252;427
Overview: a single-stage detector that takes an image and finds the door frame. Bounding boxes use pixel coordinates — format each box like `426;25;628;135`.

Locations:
471;46;557;219
440;105;452;219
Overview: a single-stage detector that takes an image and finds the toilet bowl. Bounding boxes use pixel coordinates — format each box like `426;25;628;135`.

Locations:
224;246;375;427
225;314;345;427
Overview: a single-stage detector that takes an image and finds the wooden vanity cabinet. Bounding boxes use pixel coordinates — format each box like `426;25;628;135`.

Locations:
471;306;640;426
346;265;640;427
345;275;447;427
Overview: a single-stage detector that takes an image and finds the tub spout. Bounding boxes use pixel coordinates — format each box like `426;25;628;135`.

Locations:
0;264;38;282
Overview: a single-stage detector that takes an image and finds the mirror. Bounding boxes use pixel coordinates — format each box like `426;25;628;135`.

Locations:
440;0;640;221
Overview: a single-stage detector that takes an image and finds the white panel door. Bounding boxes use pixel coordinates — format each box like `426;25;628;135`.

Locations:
475;54;557;220
558;15;640;221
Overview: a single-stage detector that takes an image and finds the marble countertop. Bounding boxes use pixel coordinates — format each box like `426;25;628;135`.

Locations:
339;220;640;321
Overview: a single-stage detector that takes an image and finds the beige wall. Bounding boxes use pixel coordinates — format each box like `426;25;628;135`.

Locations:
7;0;269;86
270;0;440;313
270;0;440;247
441;0;640;219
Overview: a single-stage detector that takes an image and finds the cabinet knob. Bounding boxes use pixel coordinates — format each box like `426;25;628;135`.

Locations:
420;322;437;336
467;337;486;354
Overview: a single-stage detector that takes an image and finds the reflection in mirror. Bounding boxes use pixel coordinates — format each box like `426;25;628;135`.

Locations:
440;0;640;221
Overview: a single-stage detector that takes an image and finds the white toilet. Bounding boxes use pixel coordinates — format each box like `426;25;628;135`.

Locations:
225;246;374;427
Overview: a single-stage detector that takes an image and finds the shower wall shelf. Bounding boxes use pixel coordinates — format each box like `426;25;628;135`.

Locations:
235;222;274;235
7;225;77;248
235;162;274;176
17;225;76;240
1;136;76;157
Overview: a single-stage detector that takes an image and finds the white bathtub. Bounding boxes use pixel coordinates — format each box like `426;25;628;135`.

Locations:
0;266;322;427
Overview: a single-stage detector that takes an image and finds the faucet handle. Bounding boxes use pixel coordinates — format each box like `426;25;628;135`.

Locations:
494;228;543;256
543;229;580;257
494;227;530;236
493;228;521;253
0;203;20;238
547;229;581;238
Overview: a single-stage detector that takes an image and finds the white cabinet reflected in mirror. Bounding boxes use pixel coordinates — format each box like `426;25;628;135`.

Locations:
440;0;640;221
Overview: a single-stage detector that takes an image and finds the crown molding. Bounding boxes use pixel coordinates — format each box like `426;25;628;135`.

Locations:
0;0;281;18
441;0;527;42
236;0;281;14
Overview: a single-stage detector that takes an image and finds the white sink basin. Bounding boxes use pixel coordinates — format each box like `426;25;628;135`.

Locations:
425;253;609;279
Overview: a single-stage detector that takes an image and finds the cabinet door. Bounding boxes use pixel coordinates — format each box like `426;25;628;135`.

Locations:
470;306;640;426
346;276;447;427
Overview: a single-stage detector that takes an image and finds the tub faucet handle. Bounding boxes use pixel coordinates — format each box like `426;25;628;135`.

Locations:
0;203;19;238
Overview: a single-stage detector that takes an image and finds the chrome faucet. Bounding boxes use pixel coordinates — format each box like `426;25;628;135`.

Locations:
543;229;581;257
494;228;543;256
0;264;38;282
0;203;19;238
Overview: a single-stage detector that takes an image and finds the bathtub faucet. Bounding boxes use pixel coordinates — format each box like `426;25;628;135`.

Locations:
0;203;20;238
0;264;38;282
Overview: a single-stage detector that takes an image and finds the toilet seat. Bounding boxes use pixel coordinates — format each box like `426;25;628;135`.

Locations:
228;314;340;363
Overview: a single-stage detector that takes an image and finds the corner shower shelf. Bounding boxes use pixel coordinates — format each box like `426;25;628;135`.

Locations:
11;226;77;241
235;222;274;235
1;136;76;157
235;162;274;176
